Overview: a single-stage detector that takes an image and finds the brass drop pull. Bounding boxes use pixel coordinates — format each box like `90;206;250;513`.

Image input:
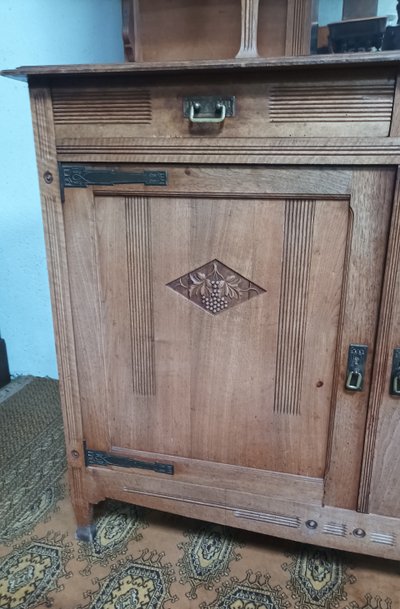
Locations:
345;344;368;392
183;96;235;125
189;102;226;124
393;375;400;395
346;370;363;391
390;348;400;397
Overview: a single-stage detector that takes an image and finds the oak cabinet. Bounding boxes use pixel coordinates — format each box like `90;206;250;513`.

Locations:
4;52;400;559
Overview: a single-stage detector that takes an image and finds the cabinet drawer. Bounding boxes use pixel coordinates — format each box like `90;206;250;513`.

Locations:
51;70;395;143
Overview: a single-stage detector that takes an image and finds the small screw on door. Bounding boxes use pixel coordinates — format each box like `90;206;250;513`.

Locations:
71;450;80;459
43;171;53;184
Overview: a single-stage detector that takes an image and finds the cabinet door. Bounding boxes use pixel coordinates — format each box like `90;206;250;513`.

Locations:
63;166;394;509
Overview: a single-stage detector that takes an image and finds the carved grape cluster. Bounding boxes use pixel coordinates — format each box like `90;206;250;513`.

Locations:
169;259;265;316
201;280;229;314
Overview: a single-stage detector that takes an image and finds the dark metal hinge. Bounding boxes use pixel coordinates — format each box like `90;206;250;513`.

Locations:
58;164;168;202
84;445;174;475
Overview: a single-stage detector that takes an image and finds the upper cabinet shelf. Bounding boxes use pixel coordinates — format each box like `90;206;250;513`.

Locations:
122;0;313;62
121;0;400;62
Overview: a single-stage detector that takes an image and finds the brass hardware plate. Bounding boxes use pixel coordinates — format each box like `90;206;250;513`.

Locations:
390;348;400;397
183;96;236;119
345;344;368;391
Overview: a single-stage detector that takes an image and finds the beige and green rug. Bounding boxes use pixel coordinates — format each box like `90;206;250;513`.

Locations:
0;377;398;609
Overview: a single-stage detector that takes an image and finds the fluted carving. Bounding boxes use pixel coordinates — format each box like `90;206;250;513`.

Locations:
236;0;260;58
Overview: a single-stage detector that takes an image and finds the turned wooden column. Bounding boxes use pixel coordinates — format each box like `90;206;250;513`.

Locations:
236;0;260;58
122;0;142;62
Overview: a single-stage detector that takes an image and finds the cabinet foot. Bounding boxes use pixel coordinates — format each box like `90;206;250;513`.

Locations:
76;523;97;542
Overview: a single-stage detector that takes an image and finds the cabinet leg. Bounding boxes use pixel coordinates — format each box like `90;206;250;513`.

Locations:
69;468;97;542
76;523;97;542
73;500;97;542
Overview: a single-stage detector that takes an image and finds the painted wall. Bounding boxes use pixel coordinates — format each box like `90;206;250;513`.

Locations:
318;0;343;26
378;0;398;21
318;0;397;24
0;1;124;378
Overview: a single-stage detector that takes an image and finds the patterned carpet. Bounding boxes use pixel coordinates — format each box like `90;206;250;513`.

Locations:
0;378;398;609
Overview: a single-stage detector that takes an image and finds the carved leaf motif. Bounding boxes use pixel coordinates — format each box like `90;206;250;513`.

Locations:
189;273;212;298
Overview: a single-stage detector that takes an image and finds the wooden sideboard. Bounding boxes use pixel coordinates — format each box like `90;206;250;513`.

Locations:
4;52;400;559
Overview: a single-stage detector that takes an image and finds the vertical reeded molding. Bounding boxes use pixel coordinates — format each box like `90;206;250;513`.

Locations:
126;197;156;395
274;199;315;415
236;0;260;58
285;0;313;56
34;92;52;162
358;169;400;511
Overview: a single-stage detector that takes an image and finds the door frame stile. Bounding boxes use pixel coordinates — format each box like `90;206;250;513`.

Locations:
29;83;92;526
358;166;400;512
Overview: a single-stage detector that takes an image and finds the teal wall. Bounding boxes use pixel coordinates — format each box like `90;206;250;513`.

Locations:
318;0;397;25
0;1;124;378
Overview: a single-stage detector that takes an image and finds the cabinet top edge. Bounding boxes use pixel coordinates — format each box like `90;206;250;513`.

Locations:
3;51;400;82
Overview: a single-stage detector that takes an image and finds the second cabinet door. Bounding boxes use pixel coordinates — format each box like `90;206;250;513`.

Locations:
63;166;395;510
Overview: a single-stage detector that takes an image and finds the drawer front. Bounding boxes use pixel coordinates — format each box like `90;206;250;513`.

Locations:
51;70;395;142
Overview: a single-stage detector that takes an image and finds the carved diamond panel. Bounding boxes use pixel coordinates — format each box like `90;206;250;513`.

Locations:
167;259;265;315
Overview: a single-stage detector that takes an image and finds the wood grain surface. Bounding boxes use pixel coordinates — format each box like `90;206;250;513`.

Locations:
361;168;400;517
5;50;400;80
30;87;91;526
62;180;352;484
324;168;395;510
50;72;395;141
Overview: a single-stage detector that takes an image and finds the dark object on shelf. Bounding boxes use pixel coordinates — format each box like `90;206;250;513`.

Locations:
328;16;387;53
0;338;11;388
383;25;400;50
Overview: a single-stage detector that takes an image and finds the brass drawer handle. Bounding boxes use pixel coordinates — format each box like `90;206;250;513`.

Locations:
189;102;226;124
183;96;235;123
